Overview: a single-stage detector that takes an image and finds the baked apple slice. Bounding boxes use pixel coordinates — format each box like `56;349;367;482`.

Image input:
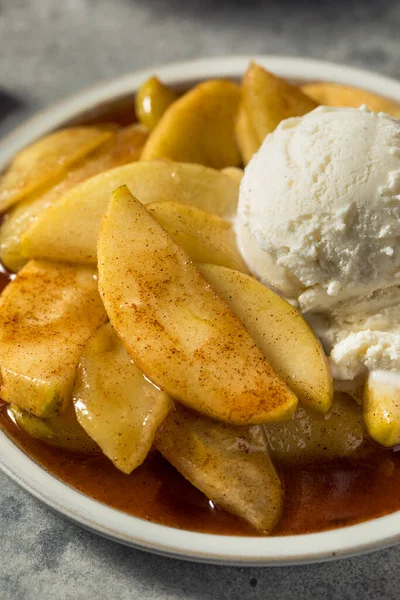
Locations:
265;393;370;463
155;404;283;534
141;80;241;168
301;82;400;117
147;201;249;273
73;323;173;474
363;370;400;447
9;402;99;453
242;62;318;146
198;264;333;413
0;126;113;213
0;124;147;272
21;160;239;264
98;186;297;425
135;76;179;131
0;260;107;416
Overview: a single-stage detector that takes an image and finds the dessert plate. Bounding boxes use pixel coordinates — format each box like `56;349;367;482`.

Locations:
2;56;400;566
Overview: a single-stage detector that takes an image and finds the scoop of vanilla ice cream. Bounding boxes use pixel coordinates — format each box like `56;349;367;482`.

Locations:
236;106;400;312
314;286;400;381
236;106;400;383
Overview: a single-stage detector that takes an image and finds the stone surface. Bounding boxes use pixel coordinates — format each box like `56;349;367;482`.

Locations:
2;0;400;598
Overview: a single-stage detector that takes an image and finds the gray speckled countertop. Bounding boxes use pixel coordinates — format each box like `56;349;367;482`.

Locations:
1;1;400;598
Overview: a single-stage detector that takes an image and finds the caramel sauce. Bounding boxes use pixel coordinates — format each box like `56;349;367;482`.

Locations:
3;390;400;536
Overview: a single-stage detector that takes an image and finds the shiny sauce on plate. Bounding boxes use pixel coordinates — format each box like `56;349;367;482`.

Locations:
2;253;400;536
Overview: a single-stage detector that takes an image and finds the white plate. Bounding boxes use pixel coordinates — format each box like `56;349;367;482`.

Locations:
2;56;400;566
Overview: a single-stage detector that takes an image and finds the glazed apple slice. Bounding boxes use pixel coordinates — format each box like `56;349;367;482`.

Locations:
9;402;99;453
242;62;318;145
301;82;400;117
155;404;283;534
147;201;249;273
135;76;179;131
21;160;240;265
0;260;107;416
198;264;333;413
363;371;400;447
141;79;241;168
98;186;297;425
265;392;370;463
73;323;173;474
0;126;113;213
0;124;148;272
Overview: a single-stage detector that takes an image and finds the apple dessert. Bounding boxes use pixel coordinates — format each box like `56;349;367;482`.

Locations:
2;62;400;536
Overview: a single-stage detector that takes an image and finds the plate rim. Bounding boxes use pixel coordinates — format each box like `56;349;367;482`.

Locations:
2;54;400;566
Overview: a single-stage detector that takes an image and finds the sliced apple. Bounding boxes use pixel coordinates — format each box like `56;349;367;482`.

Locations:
21;160;239;265
98;186;297;425
147;201;249;273
141;80;241;168
0;124;148;272
235;103;260;165
265;392;370;463
9;402;99;453
363;370;400;447
73;323;173;474
301;82;400;117
155;404;283;533
84;122;148;166
0;126;113;213
198;264;333;413
0;260;107;417
135;76;179;131
242;62;318;145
